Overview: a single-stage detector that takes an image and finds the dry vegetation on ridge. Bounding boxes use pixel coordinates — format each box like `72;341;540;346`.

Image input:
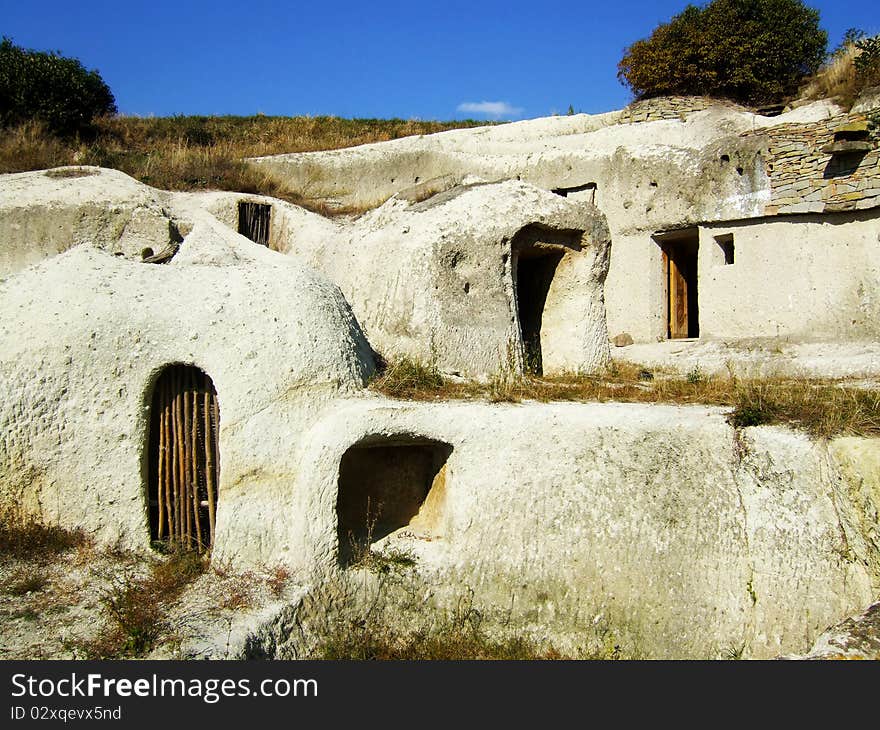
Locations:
0;115;490;215
370;357;880;439
800;33;880;108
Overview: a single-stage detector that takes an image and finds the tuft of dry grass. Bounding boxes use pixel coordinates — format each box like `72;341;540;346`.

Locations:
801;43;861;106
368;356;445;399
1;567;49;596
0;508;87;560
368;357;880;439
0;115;491;216
727;379;880;436
350;547;417;575
211;560;295;608
800;37;880;109
216;570;259;611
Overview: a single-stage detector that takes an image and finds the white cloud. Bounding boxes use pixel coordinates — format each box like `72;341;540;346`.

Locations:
456;101;523;118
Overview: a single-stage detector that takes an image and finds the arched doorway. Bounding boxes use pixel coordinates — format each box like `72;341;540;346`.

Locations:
148;365;220;552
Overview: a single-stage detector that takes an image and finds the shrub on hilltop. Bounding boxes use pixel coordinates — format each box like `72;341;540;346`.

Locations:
617;0;828;106
0;37;116;136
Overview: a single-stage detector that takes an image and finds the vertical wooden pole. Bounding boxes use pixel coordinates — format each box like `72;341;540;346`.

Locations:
157;380;166;541
190;373;202;551
164;384;173;544
175;370;186;546
204;385;216;548
212;385;220;548
169;377;179;546
182;370;192;548
169;374;176;545
212;392;220;486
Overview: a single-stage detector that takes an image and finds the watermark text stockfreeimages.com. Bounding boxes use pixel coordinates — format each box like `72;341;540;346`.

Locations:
10;672;317;705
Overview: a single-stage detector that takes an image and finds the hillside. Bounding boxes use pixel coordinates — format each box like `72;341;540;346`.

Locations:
0;115;491;214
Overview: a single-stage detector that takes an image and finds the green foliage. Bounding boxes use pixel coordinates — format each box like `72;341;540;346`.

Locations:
854;33;880;87
617;0;828;105
0;37;116;136
867;111;880;140
686;366;705;384
728;404;770;428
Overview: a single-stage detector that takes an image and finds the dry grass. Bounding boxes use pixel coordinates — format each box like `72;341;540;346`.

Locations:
801;43;862;106
369;358;880;439
0;115;490;215
0;121;78;174
1;534;296;658
368;356;445;399
264;565;292;598
1;567;49;596
311;584;626;660
351;547;418;575
314;594;569;660
215;569;259;611
81;549;206;658
800;38;880;109
0;508;87;560
94;115;490;158
316;619;565;660
211;561;294;607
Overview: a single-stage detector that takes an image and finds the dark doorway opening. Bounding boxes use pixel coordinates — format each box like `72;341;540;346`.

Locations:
516;248;565;374
237;201;271;246
336;439;452;567
148;364;220;553
657;230;699;339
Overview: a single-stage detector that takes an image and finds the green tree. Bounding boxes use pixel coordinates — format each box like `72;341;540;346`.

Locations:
0;37;116;136
617;0;827;105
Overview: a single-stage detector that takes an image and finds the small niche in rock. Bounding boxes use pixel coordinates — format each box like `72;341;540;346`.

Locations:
336;438;452;567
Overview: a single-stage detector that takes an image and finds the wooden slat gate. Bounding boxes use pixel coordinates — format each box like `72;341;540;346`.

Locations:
237;201;271;246
149;365;220;552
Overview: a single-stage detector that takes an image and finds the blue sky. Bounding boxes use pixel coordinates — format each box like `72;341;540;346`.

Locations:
1;1;877;120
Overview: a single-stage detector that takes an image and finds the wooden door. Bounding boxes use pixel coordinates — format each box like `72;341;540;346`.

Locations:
667;249;689;339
